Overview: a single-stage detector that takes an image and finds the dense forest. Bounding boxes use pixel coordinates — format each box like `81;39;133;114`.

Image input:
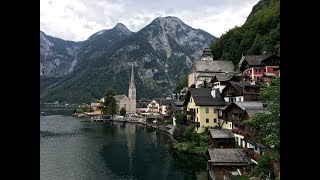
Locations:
210;0;280;66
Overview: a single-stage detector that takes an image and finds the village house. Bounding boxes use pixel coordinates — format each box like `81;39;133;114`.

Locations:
208;129;235;148
159;99;173;120
218;101;269;163
188;48;235;87
222;81;261;103
170;100;184;114
210;73;238;92
207;148;254;180
239;53;280;84
115;94;130;115
136;99;149;114
184;88;226;133
216;105;233;130
146;99;160;113
90;102;104;113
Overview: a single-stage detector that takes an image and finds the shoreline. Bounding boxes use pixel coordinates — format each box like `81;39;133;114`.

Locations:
74;113;206;158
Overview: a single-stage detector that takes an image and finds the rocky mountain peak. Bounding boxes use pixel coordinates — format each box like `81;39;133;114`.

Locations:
40;16;216;103
113;23;132;35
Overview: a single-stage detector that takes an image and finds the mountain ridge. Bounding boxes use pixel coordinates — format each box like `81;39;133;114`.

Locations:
40;16;216;103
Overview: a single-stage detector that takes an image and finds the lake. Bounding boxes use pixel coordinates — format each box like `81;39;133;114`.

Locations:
40;107;208;180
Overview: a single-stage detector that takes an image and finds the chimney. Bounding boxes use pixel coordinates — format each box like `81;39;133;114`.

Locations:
211;89;216;98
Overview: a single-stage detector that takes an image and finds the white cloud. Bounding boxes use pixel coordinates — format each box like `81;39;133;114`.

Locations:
40;0;259;41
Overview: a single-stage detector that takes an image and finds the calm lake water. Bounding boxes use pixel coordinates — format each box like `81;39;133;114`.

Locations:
40;107;208;180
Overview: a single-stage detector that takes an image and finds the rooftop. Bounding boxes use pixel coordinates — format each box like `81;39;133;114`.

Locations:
207;148;253;166
190;60;234;73
239;54;280;71
214;73;236;82
233;101;265;111
185;88;226;106
115;94;127;101
223;81;261;94
209;129;235;139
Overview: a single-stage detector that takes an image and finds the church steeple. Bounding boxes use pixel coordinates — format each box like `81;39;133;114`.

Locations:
128;65;136;114
130;66;135;88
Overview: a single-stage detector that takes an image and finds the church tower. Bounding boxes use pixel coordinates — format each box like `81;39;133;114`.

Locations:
128;66;136;114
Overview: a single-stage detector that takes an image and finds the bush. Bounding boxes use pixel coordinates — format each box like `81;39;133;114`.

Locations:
175;111;187;124
75;108;84;113
183;124;200;143
199;133;210;146
120;107;126;116
165;119;173;125
173;125;184;142
83;106;93;112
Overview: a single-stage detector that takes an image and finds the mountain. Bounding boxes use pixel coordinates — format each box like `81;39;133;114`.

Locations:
40;31;82;77
210;0;280;66
40;16;216;104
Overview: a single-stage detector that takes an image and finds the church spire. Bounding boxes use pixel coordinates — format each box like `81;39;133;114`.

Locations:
130;65;135;87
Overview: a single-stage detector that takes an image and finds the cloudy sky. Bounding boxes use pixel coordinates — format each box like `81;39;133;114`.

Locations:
40;0;259;42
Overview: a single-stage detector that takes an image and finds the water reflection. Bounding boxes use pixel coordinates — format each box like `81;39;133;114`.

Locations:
41;112;207;180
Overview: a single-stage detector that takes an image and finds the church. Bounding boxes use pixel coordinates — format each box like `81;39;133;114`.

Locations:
128;66;136;114
115;66;136;115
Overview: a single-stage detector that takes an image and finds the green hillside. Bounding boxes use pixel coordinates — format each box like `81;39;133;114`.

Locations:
210;0;280;66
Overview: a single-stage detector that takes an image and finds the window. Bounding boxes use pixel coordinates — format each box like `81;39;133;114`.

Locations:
197;108;198;113
257;77;260;80
273;67;279;71
218;110;222;116
214;108;217;113
206;108;209;113
255;68;260;72
197;117;198;122
230;124;232;128
255;146;258;151
206;118;209;123
214;118;217;123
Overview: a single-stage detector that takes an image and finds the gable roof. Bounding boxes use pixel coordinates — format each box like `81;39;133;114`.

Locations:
230;101;269;117
223;81;261;94
184;88;226;106
115;94;127;101
209;129;235;139
190;60;234;73
233;101;264;111
213;73;236;82
207;148;253;166
239;54;280;71
239;54;272;66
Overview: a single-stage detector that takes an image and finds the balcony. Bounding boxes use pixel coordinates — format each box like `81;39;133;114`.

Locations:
242;147;261;162
226;92;236;96
186;110;195;116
